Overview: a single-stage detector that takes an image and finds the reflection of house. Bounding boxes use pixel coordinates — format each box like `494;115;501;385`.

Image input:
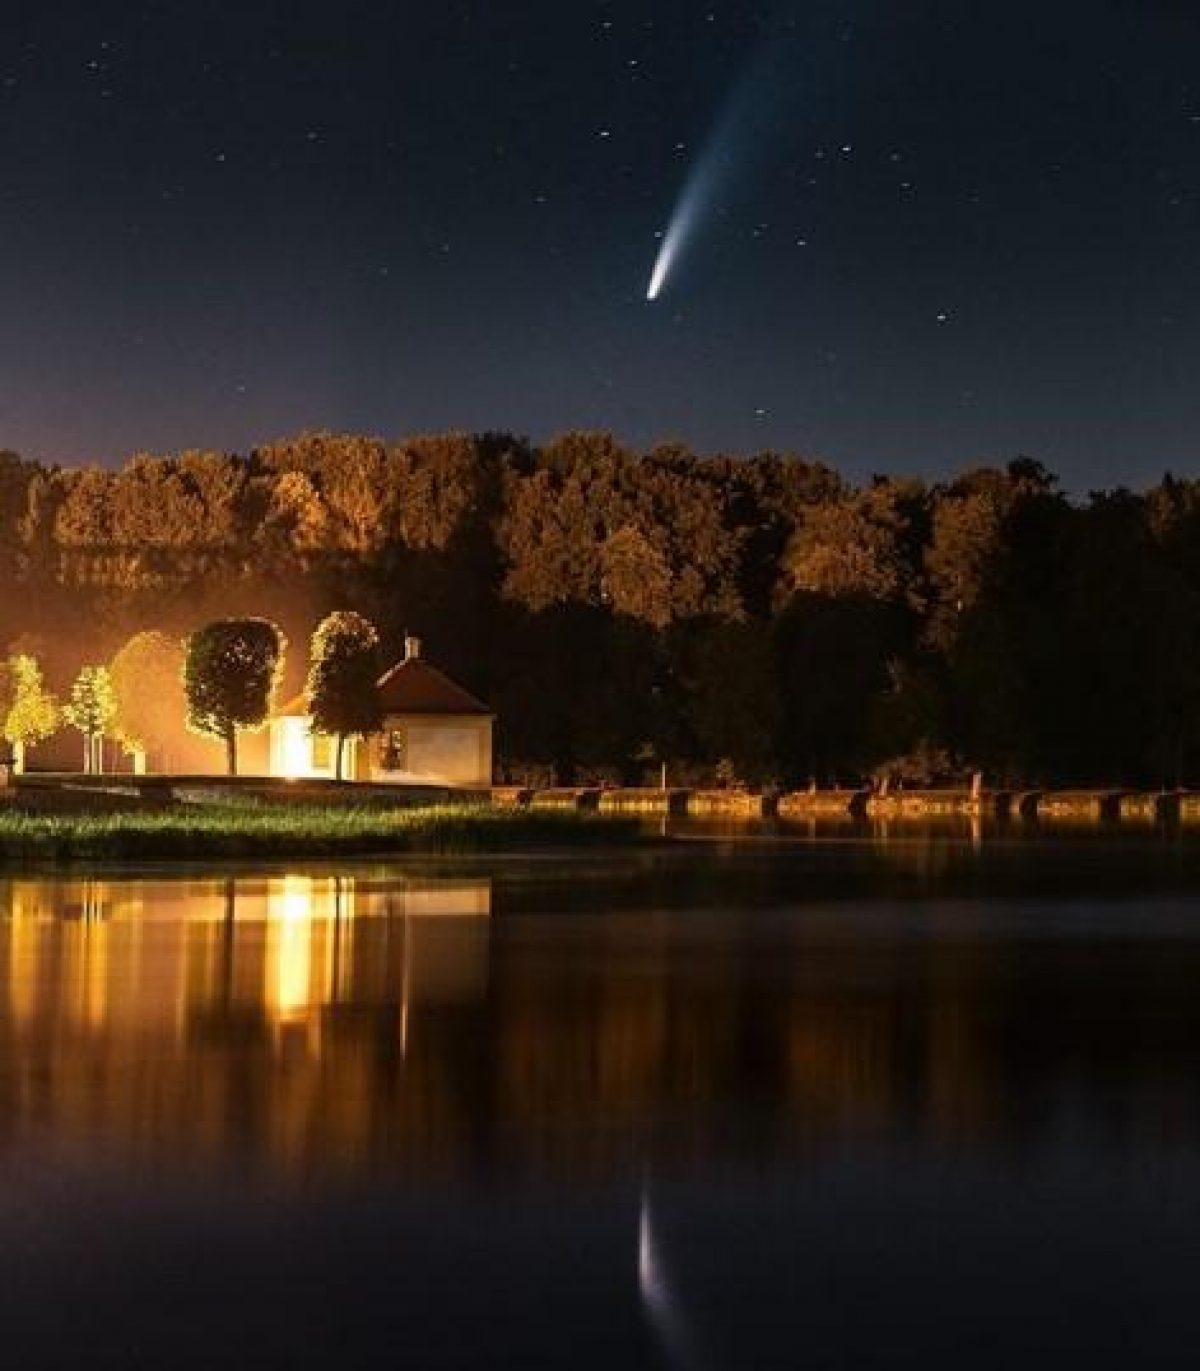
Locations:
2;873;493;1032
268;636;494;786
0;872;495;1172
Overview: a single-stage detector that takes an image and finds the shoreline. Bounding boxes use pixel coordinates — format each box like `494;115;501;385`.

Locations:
0;803;644;865
3;781;1200;869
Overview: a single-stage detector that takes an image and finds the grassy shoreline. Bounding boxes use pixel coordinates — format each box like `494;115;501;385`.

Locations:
0;804;644;863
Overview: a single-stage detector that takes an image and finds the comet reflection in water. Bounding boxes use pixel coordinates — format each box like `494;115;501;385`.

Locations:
638;1181;712;1370
645;18;806;303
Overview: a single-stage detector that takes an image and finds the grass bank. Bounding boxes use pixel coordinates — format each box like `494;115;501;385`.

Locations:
0;804;643;863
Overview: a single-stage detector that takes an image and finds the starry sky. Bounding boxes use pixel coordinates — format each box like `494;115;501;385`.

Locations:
3;0;1200;487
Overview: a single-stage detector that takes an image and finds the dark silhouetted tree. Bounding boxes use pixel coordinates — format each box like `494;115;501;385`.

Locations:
184;618;285;775
305;611;382;780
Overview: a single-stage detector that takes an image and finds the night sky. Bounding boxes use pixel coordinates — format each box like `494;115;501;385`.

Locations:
3;1;1200;487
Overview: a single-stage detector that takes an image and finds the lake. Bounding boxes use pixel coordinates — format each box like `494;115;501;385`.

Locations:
2;825;1200;1368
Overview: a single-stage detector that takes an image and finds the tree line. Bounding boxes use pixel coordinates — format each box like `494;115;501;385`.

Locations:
0;431;1196;787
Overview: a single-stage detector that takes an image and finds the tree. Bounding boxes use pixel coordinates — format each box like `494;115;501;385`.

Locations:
305;611;382;780
678;619;780;784
599;526;673;627
782;482;922;604
184;618;285;775
4;654;58;772
110;630;187;772
64;665;117;773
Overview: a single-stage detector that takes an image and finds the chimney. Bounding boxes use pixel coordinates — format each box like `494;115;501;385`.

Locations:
404;634;422;662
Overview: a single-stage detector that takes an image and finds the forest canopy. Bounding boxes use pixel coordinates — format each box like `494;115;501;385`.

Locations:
0;431;1196;788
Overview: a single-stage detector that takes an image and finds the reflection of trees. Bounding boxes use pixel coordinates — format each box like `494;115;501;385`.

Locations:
0;875;493;1170
0;875;1198;1176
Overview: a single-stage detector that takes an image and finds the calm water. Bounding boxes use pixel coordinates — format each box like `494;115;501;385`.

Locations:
4;827;1200;1368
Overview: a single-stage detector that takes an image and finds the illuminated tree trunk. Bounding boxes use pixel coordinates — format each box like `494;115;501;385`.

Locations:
225;729;237;776
335;734;346;782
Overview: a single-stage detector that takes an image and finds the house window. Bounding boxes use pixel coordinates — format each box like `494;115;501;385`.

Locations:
380;729;406;772
311;733;333;771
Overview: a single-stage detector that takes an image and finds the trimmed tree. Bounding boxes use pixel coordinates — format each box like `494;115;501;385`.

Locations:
184;618;286;775
305;611;382;780
110;630;187;772
64;665;117;773
4;654;58;772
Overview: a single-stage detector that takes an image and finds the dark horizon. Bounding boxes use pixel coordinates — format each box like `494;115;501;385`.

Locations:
5;1;1200;485
2;424;1196;503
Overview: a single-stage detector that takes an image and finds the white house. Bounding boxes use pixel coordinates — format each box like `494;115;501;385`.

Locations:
268;636;494;787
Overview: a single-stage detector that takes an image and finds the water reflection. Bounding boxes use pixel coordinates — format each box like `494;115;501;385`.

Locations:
640;1179;709;1371
6;851;1200;1369
2;856;1200;1179
0;872;492;1171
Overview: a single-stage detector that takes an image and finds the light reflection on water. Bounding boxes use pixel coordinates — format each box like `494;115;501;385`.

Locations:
2;841;1200;1367
1;840;1200;1176
0;872;493;1172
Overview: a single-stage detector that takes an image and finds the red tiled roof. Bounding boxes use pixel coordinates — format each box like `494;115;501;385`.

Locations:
376;657;492;716
274;652;492;719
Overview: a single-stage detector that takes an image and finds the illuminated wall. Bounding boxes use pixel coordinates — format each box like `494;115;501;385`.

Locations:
268;716;360;780
267;711;492;785
370;714;493;787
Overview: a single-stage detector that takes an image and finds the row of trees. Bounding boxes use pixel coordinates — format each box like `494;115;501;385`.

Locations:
183;611;380;775
0;432;1196;786
0;639;182;774
0;611;381;778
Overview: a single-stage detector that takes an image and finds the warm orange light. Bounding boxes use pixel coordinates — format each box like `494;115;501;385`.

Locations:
274;717;314;779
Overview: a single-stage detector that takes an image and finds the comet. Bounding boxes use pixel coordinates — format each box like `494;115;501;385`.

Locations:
645;14;807;303
645;121;738;304
646;172;712;302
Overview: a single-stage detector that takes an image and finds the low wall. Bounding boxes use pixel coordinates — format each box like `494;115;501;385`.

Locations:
598;789;691;816
1118;793;1181;824
866;789;1013;819
528;788;601;812
1009;791;1043;820
686;791;775;818
777;790;869;819
1035;791;1126;823
496;784;1200;827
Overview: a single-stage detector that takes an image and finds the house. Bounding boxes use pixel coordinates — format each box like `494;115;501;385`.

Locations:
268;636;494;787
